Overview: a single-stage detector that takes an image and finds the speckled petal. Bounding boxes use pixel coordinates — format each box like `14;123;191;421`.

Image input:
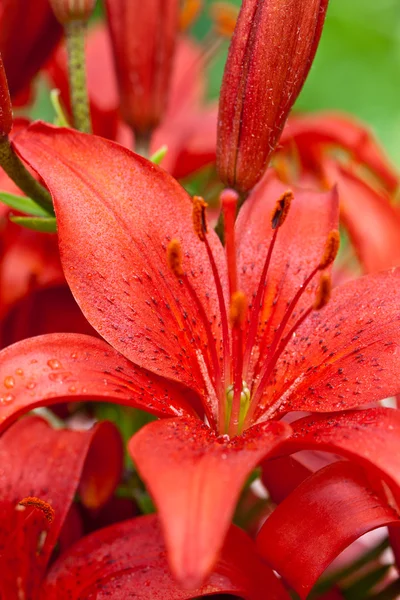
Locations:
129;416;291;588
0;333;195;434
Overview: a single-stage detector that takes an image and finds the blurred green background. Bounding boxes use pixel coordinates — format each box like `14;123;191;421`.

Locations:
37;0;400;166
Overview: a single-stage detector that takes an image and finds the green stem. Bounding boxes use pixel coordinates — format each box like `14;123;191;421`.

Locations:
0;137;53;213
135;130;152;158
65;19;92;133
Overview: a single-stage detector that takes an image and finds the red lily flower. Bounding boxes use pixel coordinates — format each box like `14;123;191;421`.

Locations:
277;112;400;273
46;25;218;179
0;0;62;101
1;415;276;599
2;123;400;590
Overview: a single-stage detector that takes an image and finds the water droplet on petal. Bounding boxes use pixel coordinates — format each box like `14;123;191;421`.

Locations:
48;372;72;383
68;385;77;393
4;376;15;389
15;369;23;376
26;381;36;390
0;394;14;405
47;359;62;370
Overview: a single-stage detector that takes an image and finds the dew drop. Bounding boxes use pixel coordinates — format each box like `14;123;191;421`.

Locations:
68;385;77;393
26;381;36;390
48;372;72;383
0;394;14;405
70;352;78;360
15;369;23;377
47;359;62;370
4;376;15;389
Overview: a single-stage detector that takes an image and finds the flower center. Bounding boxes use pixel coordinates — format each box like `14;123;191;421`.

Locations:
167;191;339;437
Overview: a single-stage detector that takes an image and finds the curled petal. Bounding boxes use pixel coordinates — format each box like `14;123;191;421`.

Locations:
257;460;400;598
0;333;194;434
325;160;400;273
41;515;290;599
280;407;400;506
280;112;399;193
0;416;122;598
129;416;291;588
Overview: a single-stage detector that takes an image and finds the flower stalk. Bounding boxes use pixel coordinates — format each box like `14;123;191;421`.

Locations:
65;19;92;133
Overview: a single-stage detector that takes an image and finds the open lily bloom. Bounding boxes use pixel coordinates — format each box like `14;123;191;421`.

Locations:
46;26;218;179
1;416;275;600
277;112;400;273
1;123;400;593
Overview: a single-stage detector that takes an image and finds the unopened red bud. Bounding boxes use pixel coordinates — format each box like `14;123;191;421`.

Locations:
217;0;329;193
49;0;96;24
105;0;180;137
0;53;12;137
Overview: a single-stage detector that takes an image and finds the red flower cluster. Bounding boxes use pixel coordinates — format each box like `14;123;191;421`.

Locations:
0;0;399;598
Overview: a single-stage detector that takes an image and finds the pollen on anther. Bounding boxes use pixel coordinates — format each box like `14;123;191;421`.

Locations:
18;497;55;523
319;230;340;270
271;190;294;229
192;195;208;241
314;274;332;310
230;291;247;326
167;239;184;277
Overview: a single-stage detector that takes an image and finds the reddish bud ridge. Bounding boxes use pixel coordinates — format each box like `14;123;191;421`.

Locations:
167;239;184;277
271;190;293;229
19;497;55;523
319;229;340;270
314;273;332;310
105;0;180;136
210;2;239;38
49;0;96;23
192;195;209;241
0;53;12;137
180;0;202;31
230;291;247;327
217;0;330;192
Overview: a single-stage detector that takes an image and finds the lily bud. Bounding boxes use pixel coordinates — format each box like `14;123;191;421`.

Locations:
217;0;329;193
105;0;180;140
0;53;12;137
49;0;96;24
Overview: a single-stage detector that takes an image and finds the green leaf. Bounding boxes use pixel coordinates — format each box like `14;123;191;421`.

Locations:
150;144;168;165
9;215;57;233
0;191;53;217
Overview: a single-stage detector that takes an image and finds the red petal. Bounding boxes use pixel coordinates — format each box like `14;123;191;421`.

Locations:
128;416;291;588
280;407;400;505
236;172;338;385
0;415;122;598
256;460;400;598
325;160;400;273
0;333;194;433
265;269;400;416
41;515;289;599
13;123;227;398
281;112;399;192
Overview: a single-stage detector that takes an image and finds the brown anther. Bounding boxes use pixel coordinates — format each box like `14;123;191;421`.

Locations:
167;239;184;277
230;291;247;327
314;273;331;310
210;2;239;38
192;195;208;241
319;230;340;270
271;190;294;229
180;0;202;31
19;497;55;523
